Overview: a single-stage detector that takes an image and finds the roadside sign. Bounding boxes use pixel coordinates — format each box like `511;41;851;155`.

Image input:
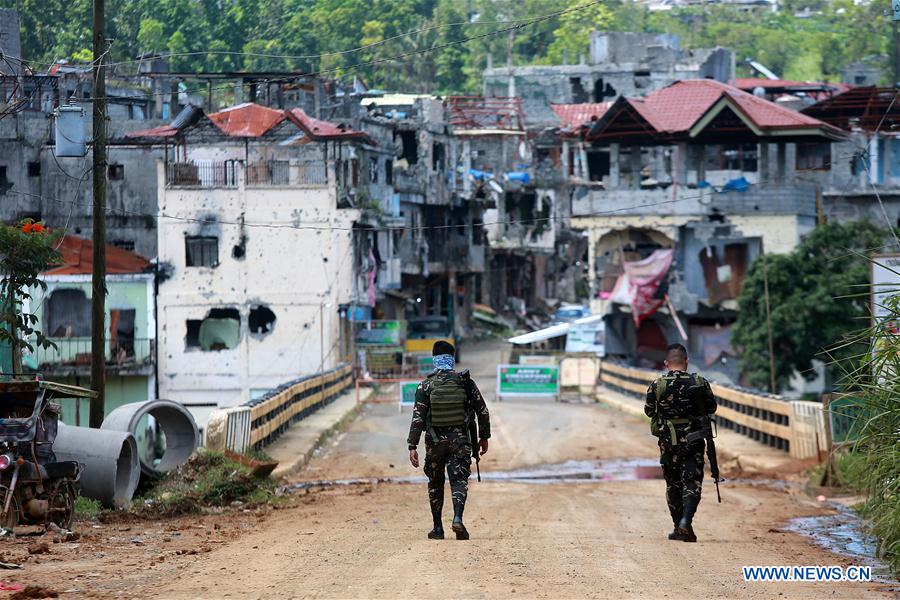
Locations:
355;320;403;345
828;395;866;444
565;318;606;356
893;1;900;21
398;380;419;413
496;364;560;400
519;354;556;366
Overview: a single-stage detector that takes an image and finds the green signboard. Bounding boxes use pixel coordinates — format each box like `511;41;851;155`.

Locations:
398;380;419;413
828;395;866;444
355;321;402;346
415;354;433;376
496;364;559;399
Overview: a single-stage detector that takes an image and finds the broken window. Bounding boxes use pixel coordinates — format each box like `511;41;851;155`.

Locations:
185;236;218;267
593;79;616;102
586;149;610;182
633;71;651;89
398;130;418;165
248;305;276;335
705;144;758;173
385;158;393;185
110;308;136;360
108;164;124;180
186;308;240;351
570;77;588;103
112;240;135;251
432;142;445;173
0;166;11;195
369;157;379;183
45;289;90;337
27;162;40;177
796;143;831;171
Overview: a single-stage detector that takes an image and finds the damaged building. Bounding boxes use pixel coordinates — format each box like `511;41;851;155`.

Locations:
136;102;375;428
360;94;485;333
483;32;733;127
568;79;846;379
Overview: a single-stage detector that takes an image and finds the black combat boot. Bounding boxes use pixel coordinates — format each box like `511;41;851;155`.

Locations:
451;507;469;540
676;497;699;543
428;510;444;540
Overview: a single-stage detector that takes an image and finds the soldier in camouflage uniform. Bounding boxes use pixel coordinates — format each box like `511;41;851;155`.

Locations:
408;340;491;540
644;343;717;543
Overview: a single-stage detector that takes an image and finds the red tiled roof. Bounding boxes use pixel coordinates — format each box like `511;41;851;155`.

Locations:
551;103;611;129
285;108;370;142
735;78;825;90
589;79;843;141
208;102;286;137
45;235;151;275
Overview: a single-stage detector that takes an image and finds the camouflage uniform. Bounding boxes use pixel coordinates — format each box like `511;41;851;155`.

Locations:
644;370;716;528
407;370;491;518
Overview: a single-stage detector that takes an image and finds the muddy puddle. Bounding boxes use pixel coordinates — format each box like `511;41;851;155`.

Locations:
285;457;663;492
786;503;897;583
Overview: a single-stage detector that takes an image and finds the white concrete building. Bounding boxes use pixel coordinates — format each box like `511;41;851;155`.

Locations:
149;103;368;428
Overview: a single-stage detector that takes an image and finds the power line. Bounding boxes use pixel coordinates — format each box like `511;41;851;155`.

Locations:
5;182;776;235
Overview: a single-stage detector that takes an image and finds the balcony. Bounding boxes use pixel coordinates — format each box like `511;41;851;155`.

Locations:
571;182;818;219
26;338;154;376
166;160;330;188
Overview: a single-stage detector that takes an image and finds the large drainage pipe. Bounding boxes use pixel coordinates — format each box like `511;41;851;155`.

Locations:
101;399;200;477
54;424;140;509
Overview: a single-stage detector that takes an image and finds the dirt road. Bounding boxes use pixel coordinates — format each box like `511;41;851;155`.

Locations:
153;341;891;599
6;340;893;598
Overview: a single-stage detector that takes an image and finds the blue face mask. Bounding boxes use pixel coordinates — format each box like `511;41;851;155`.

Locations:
433;354;455;371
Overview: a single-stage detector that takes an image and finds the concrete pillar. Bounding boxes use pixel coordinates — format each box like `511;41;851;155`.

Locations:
696;144;706;184
776;142;786;183
609;143;620;188
630;146;642;189
759;143;770;183
868;135;880;185
579;146;589;180
587;228;597;300
881;135;891;184
674;143;688;186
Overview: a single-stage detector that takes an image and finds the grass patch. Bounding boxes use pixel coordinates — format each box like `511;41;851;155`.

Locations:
74;496;102;520
135;449;277;517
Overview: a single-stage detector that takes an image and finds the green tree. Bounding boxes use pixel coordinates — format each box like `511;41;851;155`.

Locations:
732;221;887;392
137;18;165;53
544;1;615;65
0;221;61;373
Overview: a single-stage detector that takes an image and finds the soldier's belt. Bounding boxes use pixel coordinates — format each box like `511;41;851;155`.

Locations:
664;418;692;445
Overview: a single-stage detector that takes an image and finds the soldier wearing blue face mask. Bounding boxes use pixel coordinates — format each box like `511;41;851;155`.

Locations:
407;340;491;540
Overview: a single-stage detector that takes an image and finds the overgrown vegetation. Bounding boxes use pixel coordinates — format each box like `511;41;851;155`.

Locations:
733;221;886;392
2;0;893;94
826;260;900;575
135;450;277;517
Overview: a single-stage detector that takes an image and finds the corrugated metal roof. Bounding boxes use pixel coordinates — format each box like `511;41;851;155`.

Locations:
45;235;151;275
551;103;611;129
208;102;286;137
286;108;370;142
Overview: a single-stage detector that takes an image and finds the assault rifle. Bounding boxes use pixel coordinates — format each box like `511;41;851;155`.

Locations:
684;383;722;503
460;370;481;482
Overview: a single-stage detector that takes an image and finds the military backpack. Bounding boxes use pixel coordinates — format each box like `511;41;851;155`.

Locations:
650;372;706;438
428;371;468;428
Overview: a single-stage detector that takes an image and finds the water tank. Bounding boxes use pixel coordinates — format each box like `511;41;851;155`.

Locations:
55;104;87;157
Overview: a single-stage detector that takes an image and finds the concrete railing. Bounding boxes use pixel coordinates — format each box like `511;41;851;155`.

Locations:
206;364;354;453
600;362;827;459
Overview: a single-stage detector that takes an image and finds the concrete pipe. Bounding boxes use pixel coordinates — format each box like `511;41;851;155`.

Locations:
101;399;200;477
54;424;140;509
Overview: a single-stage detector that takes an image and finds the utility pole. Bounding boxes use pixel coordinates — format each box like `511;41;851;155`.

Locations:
90;0;107;428
893;0;900;85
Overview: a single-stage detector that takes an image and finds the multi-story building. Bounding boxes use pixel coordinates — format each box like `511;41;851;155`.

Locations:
568;79;845;375
141;102;372;428
26;235;155;424
483;32;732;128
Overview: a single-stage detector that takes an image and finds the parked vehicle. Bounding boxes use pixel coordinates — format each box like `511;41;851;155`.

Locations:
552;304;591;324
404;316;457;358
0;379;93;529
